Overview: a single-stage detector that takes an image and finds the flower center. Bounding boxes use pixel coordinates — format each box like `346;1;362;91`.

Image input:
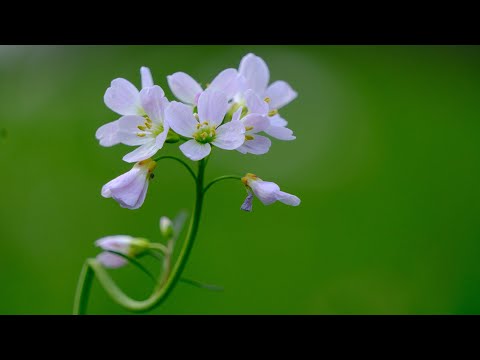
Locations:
137;116;164;138
193;121;216;144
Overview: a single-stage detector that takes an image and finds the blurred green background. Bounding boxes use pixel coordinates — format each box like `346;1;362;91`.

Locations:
0;45;479;314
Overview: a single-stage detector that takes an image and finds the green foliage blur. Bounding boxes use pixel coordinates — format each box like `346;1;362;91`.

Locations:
0;45;479;314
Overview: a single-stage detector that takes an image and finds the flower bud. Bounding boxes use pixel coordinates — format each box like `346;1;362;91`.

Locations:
159;216;174;238
95;235;150;268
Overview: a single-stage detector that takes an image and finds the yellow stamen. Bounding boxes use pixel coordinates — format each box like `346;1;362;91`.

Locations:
145;121;152;129
201;132;208;140
196;123;201;129
137;133;146;137
268;109;278;117
245;135;254;141
245;126;254;131
264;97;271;103
137;125;147;131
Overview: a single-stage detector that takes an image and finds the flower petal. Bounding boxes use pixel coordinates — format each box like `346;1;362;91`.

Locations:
237;134;271;155
209;68;240;100
104;78;142;116
239;53;270;95
122;124;169;163
167;72;202;105
117;115;152;146
242;114;270;133
96;235;133;253
140;85;167;123
212;120;245;150
269;114;288;127
165;101;197;137
249;180;280;205
97;252;128;269
101;166;142;198
96;120;121;147
264;125;296;141
179;140;211;161
275;191;301;206
266;81;298;109
141;66;154;88
197;90;228;126
244;89;269;115
240;193;254;212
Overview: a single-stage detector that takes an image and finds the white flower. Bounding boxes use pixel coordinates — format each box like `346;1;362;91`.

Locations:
241;173;300;210
231;106;271;155
95;235;150;269
167;68;241;106
166;90;245;161
101;159;156;210
115;86;170;163
236;54;297;141
96;66;155;147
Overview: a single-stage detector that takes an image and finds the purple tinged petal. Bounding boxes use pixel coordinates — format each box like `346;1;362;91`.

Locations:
140;66;154;89
179;140;211;161
241;114;270;133
238;53;270;95
264;125;296;141
165;101;197;137
96;252;128;269
248;180;280;205
140;86;167;124
237;134;271;155
167;72;202;105
266;81;298;110
232;107;243;122
104;78;142;116
269;114;288;127
244;89;269;115
197;90;228;127
96;120;121;147
240;193;254;212
212;120;245;150
116;115;151;146
209;68;240;100
275;191;301;206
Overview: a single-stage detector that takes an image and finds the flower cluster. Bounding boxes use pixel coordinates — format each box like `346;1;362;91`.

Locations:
96;53;300;211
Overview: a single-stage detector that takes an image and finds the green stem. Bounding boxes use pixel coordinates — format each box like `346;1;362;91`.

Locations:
73;261;94;315
203;175;241;194
73;158;207;314
153;155;196;182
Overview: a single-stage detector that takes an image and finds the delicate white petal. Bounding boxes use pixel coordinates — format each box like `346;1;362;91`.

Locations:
264;125;296;141
240;193;254;212
95;235;134;253
242;114;270;133
238;53;270;95
238;135;271;155
209;68;240;100
232;107;243;122
236;145;248;154
165;101;197;137
104;78;142;116
167;72;202;105
179;140;211;161
266;81;298;110
275;191;301;206
269;114;288;127
122;124;169;163
197;90;228;126
141;66;154;88
101;165;150;210
249;180;280;205
212;120;245;150
244;89;268;115
140;86;166;124
96;120;121;147
101;166;142;198
117;115;151;146
97;252;128;268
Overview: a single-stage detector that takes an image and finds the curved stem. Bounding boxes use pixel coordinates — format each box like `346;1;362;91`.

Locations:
153;155;196;182
74;158;207;314
203;175;241;195
73;261;94;315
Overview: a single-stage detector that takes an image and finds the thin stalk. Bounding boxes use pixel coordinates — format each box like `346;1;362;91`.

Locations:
203;175;241;194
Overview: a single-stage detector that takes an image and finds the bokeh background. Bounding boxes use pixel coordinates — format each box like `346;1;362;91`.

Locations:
0;45;479;314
